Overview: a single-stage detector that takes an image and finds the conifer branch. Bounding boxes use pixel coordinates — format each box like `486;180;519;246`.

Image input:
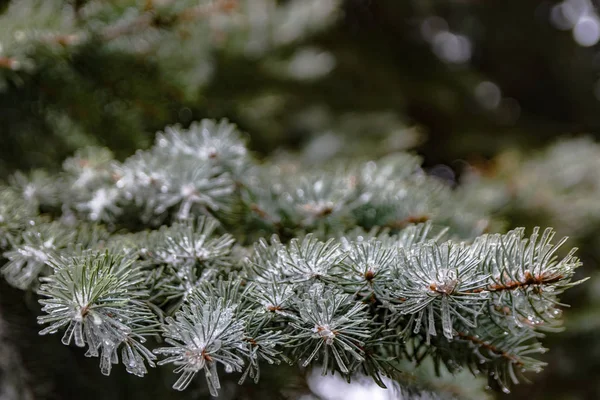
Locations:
465;271;564;294
0;0;238;75
0;118;586;396
454;332;523;366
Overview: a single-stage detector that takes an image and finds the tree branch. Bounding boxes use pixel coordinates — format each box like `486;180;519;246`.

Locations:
466;271;563;294
0;0;238;71
455;331;523;366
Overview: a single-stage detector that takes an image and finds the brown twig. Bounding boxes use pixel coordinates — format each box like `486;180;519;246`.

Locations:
250;204;270;220
0;57;18;70
455;331;522;365
466;271;563;294
383;215;430;230
244;337;258;346
178;0;239;22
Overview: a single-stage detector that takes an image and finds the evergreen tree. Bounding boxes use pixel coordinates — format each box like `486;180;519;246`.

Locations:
1;1;598;399
0;120;587;399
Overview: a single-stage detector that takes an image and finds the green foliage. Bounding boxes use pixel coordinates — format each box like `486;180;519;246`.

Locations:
3;0;600;399
0;119;586;398
155;296;248;394
0;0;346;176
38;251;159;377
454;136;600;399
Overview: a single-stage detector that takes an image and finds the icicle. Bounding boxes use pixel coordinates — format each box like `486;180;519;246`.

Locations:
173;370;196;391
61;320;76;346
428;304;437;337
206;362;221;397
73;320;85;347
441;296;453;339
100;349;113;376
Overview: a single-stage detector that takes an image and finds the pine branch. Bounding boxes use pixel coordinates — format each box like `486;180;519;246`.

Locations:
454;332;523;366
0;0;237;76
465;271;563;294
100;0;238;41
154;296;249;394
0;119;587;397
36;251;159;377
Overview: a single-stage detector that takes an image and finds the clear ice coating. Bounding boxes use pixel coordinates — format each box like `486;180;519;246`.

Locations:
0;111;582;397
313;324;336;345
36;252;157;377
153;298;246;392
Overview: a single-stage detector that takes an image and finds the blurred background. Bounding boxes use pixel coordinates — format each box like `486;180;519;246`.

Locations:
2;0;600;399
